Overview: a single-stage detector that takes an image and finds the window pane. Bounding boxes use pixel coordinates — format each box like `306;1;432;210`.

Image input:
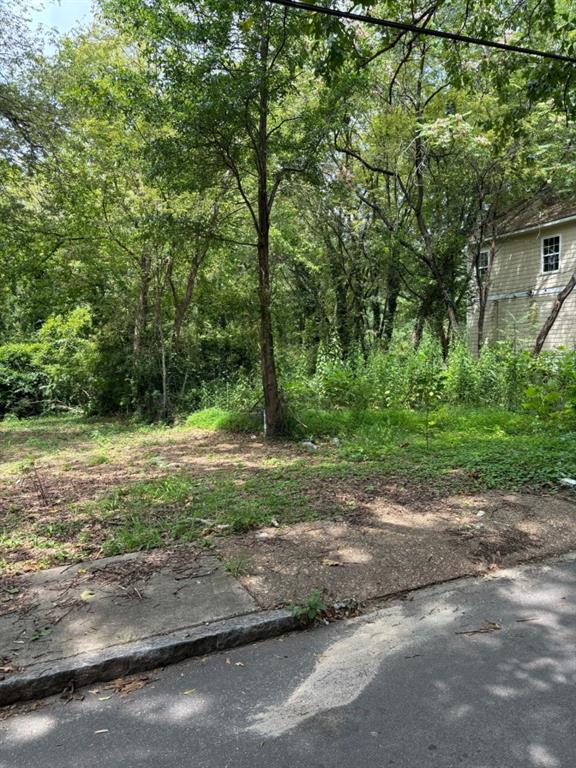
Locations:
542;236;560;272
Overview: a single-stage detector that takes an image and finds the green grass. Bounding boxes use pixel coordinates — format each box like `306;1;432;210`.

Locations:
0;413;154;467
224;554;249;577
1;405;575;571
185;407;258;432
294;405;576;490
79;468;317;557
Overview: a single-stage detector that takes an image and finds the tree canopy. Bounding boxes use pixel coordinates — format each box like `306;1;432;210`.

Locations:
1;0;576;425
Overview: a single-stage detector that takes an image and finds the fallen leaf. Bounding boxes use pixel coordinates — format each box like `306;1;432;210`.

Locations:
103;674;154;695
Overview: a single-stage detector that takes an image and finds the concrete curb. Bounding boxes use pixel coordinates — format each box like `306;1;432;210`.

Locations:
0;609;297;707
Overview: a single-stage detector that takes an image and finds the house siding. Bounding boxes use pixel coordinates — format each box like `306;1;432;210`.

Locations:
468;219;576;352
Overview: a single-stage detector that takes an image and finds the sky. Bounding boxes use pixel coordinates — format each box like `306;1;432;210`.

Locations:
30;0;94;36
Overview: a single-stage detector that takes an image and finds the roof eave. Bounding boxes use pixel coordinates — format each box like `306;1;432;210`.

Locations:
496;212;576;240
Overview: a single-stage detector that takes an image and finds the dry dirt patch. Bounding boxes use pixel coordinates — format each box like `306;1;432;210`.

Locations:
2;425;576;607
0;429;310;570
0;429;301;514
216;489;576;608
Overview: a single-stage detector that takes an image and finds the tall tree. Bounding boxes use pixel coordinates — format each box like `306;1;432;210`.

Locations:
103;0;330;434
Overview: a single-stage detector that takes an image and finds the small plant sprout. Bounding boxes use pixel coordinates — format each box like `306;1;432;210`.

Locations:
288;589;327;624
224;555;249;578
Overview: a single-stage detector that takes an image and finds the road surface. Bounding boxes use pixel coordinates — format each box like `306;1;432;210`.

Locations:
2;556;576;767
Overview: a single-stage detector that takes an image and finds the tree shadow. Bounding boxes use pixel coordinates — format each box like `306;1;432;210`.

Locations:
1;558;576;767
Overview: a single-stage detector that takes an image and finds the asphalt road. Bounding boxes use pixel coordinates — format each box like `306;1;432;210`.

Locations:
2;556;576;768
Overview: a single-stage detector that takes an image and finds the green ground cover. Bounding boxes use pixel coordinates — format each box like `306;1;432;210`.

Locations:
1;407;574;572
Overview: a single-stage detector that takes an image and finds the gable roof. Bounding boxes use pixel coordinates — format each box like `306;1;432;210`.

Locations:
496;197;576;238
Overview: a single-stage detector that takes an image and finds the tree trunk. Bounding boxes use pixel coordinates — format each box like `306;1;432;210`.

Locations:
172;199;221;346
132;249;152;411
445;300;460;337
155;274;170;422
475;237;496;355
532;272;576;355
382;271;400;349
413;311;425;350
172;257;200;346
257;29;284;436
412;56;460;339
133;251;151;361
257;215;283;435
436;319;450;360
476;288;487;355
329;248;350;358
372;299;382;340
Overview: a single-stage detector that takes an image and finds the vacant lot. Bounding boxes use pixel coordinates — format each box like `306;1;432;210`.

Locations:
1;408;575;605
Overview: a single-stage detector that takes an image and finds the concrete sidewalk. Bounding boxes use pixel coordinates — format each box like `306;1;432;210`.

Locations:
0;547;293;705
2;555;576;768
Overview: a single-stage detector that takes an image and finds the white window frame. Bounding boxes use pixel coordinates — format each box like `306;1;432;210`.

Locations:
477;249;490;277
541;234;561;274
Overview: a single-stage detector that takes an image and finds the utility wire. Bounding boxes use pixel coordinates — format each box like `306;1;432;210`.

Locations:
263;0;576;64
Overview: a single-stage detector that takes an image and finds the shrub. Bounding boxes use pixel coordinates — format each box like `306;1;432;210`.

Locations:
277;336;576;417
34;307;98;409
0;342;46;416
444;341;479;404
0;307;98;416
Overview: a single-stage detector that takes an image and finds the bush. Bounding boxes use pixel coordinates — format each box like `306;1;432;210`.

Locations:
34;307;97;409
0;342;46;416
277;336;576;417
0;307;98;416
195;373;260;412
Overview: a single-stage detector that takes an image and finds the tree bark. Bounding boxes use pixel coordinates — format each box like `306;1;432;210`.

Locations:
326;236;350;358
256;29;284;436
474;231;497;355
382;270;400;349
172;256;201;346
413;311;425;349
532;272;576;355
133;250;151;361
412;64;460;338
475;289;487;355
436;319;450;360
154;270;170;422
132;249;152;411
172;199;221;346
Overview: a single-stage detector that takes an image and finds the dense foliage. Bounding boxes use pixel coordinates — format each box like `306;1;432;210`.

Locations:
2;0;576;426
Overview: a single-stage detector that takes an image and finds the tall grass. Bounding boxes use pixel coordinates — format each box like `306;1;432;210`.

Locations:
197;336;576;416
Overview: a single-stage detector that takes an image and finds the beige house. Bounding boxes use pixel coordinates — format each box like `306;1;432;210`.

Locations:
468;199;576;353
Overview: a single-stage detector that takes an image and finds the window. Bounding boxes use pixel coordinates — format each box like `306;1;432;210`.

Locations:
542;235;560;273
478;250;490;277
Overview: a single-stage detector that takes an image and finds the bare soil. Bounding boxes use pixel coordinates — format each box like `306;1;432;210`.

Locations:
0;429;301;515
216;487;576;608
2;426;576;608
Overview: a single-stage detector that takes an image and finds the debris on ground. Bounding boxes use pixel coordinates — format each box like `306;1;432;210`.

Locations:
455;621;502;636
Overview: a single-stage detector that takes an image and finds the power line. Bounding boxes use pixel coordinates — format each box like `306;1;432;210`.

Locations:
263;0;576;65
